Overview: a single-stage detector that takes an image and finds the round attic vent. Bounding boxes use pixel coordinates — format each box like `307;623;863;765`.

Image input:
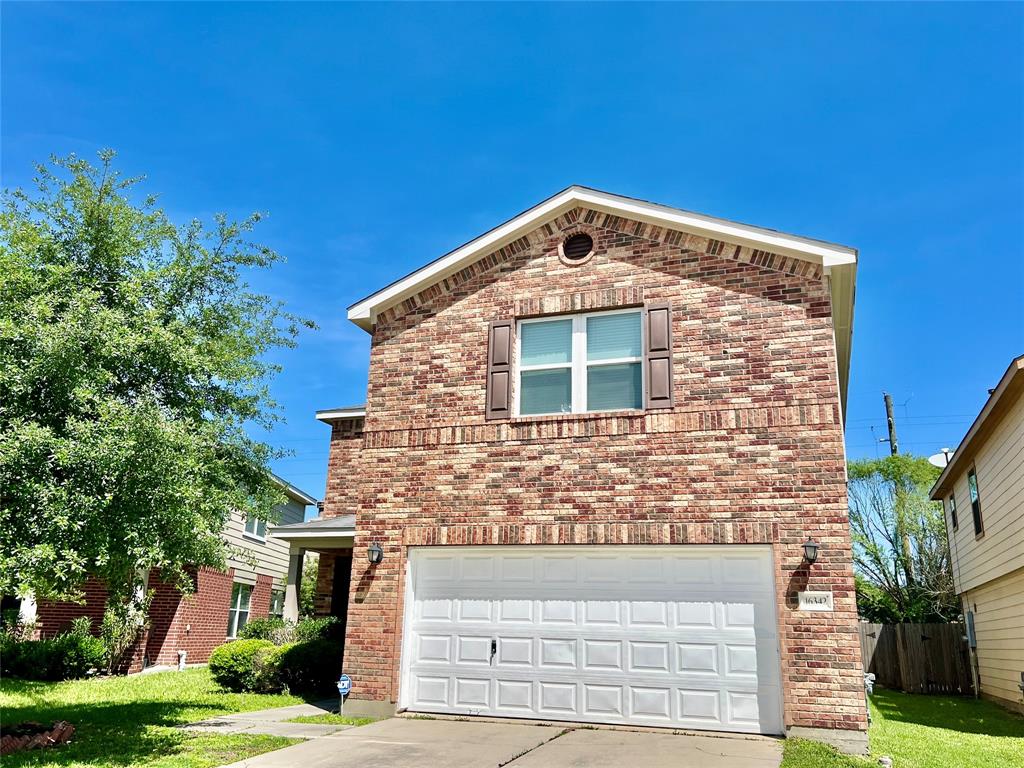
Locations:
560;233;594;263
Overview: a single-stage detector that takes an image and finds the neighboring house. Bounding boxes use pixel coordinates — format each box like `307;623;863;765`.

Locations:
285;187;866;752
930;355;1024;713
30;474;316;670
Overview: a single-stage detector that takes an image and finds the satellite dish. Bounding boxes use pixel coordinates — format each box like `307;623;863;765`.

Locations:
928;449;953;468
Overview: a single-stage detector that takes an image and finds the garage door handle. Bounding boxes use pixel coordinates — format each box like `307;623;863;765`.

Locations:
490;639;497;664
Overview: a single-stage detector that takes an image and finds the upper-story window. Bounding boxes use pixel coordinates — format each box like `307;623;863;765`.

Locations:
243;515;267;541
946;493;958;530
516;309;642;416
967;468;984;537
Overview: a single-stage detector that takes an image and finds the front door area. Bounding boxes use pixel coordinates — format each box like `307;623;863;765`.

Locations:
399;545;783;734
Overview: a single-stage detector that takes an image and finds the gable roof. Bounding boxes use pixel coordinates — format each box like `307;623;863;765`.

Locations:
347;185;858;413
930;355;1024;499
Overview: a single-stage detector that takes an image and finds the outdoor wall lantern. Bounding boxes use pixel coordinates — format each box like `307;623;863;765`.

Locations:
802;538;820;565
367;542;384;565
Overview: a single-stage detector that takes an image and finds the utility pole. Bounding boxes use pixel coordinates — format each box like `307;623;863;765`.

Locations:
883;391;914;586
883;392;899;455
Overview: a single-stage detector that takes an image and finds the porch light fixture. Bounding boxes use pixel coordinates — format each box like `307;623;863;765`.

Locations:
802;539;820;565
367;542;384;565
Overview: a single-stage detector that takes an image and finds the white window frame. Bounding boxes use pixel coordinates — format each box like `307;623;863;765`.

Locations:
243;515;267;542
269;589;285;619
226;582;253;638
514;307;644;417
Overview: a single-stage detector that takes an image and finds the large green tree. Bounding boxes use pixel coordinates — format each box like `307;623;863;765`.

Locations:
0;151;312;617
848;454;959;623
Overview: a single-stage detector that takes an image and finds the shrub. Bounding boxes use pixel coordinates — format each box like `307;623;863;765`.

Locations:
209;639;276;692
239;617;294;644
100;596;151;673
294;615;343;642
0;619;106;680
276;639;343;694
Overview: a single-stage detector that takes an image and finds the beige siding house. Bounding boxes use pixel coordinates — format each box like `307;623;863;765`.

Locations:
223;476;318;623
931;355;1024;713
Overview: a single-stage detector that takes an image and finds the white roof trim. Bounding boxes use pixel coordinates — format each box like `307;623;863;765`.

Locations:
347;186;857;329
316;406;366;423
270;473;318;506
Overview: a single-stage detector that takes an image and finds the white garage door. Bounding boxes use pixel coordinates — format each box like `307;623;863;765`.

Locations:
400;545;783;734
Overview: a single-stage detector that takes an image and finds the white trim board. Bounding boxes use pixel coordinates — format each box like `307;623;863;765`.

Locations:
347;186;856;329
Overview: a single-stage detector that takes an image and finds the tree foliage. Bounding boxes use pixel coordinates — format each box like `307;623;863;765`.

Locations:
848;454;959;623
0;151;313;608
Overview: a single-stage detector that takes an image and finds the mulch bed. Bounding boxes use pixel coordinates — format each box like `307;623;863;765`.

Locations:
0;721;76;755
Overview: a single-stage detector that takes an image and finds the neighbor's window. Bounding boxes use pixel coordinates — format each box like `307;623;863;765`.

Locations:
967;468;983;536
243;515;267;540
517;309;642;416
269;589;285;619
946;494;958;530
227;582;253;638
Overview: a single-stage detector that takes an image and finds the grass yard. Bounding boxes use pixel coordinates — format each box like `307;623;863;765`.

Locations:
0;668;304;767
284;713;376;726
781;689;1024;768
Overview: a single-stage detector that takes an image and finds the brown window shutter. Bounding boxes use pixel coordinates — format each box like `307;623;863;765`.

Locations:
485;319;514;420
644;301;674;410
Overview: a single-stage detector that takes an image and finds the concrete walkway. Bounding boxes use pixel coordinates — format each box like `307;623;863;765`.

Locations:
183;701;349;739
216;717;783;768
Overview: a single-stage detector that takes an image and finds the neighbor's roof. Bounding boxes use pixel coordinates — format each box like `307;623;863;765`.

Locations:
930;355;1024;499
345;185;858;412
268;515;356;544
270;473;318;506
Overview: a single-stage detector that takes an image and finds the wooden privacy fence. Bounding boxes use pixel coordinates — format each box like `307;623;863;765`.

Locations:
858;622;974;695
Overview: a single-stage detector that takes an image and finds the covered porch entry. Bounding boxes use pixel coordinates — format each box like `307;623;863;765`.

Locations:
270;515;355;629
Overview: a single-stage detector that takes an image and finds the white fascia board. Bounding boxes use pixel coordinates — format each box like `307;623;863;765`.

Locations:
573;188;857;267
347;188;579;328
347;186;857;329
269;528;355;540
270;474;318;506
315;407;367;423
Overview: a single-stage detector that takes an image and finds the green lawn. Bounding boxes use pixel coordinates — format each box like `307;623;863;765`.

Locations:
284;713;376;726
782;690;1024;768
0;668;304;767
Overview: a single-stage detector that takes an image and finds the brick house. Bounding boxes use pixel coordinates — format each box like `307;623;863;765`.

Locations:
27;474;317;670
296;187;866;752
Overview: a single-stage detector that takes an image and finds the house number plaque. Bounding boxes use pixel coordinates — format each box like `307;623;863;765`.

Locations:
797;591;834;611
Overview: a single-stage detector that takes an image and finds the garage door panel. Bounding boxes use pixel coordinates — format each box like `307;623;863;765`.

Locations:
539;681;577;714
628;601;669;627
539;638;577;668
498;598;533;623
403;546;783;734
497;636;533;666
678;643;718;674
417;634;451;664
455;677;489;708
456;635;492;665
584;684;624;717
496;679;533;711
583;639;623;671
629;640;671;673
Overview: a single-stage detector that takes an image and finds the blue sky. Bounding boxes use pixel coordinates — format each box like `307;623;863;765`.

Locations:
4;3;1022;514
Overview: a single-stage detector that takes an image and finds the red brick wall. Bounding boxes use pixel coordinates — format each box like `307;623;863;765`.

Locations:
323;419;364;518
332;206;865;733
314;552;339;616
250;574;272;621
34;565;270;668
34;578;108;637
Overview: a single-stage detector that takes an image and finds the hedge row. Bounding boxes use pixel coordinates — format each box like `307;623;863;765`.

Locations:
208;637;342;694
0;618;106;681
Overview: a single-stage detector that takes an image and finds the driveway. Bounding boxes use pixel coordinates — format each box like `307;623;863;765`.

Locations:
219;717;783;768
